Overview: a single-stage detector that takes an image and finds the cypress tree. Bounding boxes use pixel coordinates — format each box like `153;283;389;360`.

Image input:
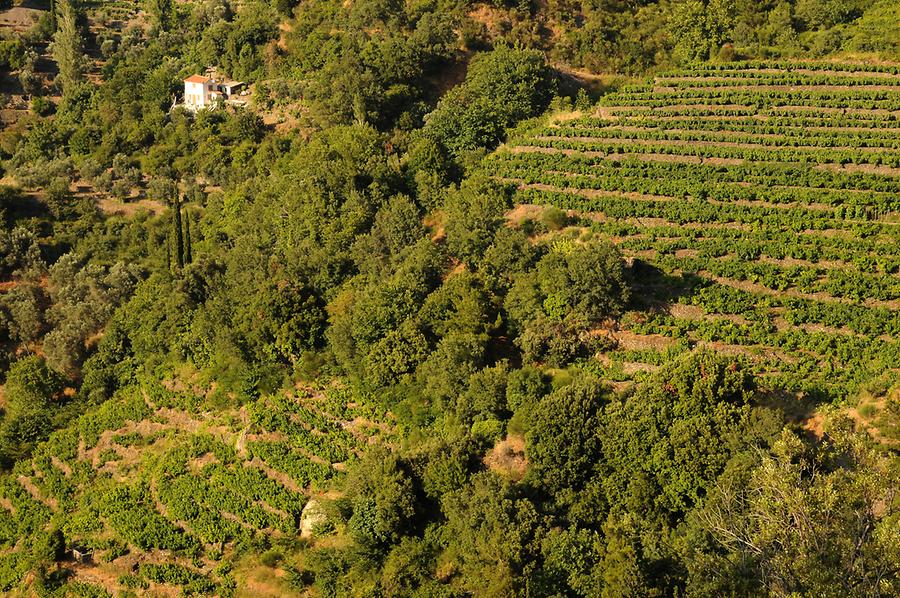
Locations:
183;207;192;265
53;0;84;93
173;196;184;270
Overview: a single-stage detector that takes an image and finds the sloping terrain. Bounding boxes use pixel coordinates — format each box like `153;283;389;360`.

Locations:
488;61;900;401
0;378;394;594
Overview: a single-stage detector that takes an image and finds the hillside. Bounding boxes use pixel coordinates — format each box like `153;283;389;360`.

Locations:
490;61;900;408
0;378;394;594
0;0;899;595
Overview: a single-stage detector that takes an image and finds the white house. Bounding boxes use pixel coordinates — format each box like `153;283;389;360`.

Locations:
183;74;246;111
184;74;214;111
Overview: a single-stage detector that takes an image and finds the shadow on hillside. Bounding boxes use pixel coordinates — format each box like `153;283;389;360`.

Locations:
17;0;50;11
5;190;46;221
0;72;23;96
627;258;705;314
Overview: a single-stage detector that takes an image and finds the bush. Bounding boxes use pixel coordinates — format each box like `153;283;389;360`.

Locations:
540;206;569;231
260;549;283;567
30;96;54;116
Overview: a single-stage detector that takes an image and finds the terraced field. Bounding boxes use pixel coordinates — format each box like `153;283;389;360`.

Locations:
488;61;900;400
0;378;394;594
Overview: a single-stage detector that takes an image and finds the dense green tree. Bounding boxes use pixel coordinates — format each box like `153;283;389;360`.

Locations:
2;356;64;418
2;282;48;348
600;351;764;519
52;0;85;93
443;177;513;266
379;537;445;597
234;279;326;364
147;0;176;31
526;378;607;496
346;448;417;549
417;332;486;406
423;45;554;161
0;38;26;71
172;197;184;271
32;528;66;564
686;423;899;597
42;255;141;376
441;473;545;595
505;240;628;365
0;356;65;463
669;0;734;62
183;208;192;266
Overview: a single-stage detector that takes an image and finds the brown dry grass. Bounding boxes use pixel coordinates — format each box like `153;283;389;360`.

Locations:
96;197;166;217
484;435;527;481
0;6;41;33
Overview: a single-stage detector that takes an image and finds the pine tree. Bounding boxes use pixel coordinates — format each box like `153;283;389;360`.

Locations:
173;196;184;270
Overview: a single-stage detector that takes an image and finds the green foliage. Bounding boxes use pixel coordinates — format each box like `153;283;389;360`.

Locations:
53;0;86;93
2;356;64;419
346;448;416;549
0;38;26;71
601;351;766;518
505;240;628;365
441;473;545;595
685;424;899;596
443;177;513;265
0;0;896;592
146;0;175;32
141;563;216;594
32;527;65;564
198;2;280;81
669;0;734;63
424;45;554;161
30;96;54;117
526;377;607;496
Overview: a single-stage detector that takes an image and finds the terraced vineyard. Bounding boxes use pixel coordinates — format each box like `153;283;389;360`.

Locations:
487;61;900;400
0;378;394;594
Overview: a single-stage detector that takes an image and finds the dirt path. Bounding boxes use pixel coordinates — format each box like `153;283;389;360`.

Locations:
17;475;57;510
528;134;894;155
705;273;900;311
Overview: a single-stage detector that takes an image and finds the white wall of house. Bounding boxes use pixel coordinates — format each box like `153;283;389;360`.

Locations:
184;80;212;110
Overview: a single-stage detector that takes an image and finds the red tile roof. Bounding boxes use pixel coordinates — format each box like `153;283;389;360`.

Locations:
184;75;211;84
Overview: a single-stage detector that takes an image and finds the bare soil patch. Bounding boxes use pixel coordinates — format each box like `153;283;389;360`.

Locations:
97;197;166;217
506;203;546;226
613;330;677;351
620;361;659;375
669;303;748;326
234;564;293;598
0;6;42;33
815;163;900;177
802;412;826;439
50;456;72;477
484;435;527;481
